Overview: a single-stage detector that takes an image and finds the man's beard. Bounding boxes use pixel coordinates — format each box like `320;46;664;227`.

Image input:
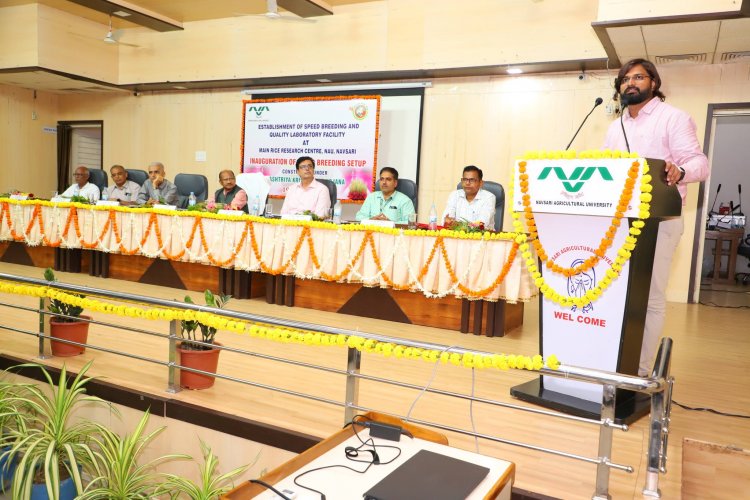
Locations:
620;86;652;106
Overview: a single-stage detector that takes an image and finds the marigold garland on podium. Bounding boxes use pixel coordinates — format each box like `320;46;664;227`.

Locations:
509;150;681;424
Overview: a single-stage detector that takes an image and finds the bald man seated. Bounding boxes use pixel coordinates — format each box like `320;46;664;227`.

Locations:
208;170;248;213
61;166;100;203
104;164;140;205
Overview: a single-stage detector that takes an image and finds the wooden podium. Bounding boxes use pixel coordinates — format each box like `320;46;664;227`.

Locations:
509;157;681;424
223;412;514;499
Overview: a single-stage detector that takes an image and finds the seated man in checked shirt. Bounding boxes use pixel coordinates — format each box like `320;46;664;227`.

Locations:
104;165;140;205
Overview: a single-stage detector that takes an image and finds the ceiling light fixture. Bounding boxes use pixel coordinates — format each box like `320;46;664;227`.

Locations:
112;11;131;17
506;68;523;75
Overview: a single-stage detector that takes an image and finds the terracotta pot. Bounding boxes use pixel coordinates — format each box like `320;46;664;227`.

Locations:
49;316;91;357
178;342;222;390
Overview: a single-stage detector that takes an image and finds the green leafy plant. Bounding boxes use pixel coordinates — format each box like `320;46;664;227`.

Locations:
179;290;231;351
301;209;324;221
1;377;36;493
160;439;252;500
447;218;486;233
69;194;91;204
78;410;189;500
2;362;111;499
43;268;85;322
186;201;224;213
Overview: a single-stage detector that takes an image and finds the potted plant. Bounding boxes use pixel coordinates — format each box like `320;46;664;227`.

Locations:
2;362;109;500
43;268;91;357
178;290;231;390
0;377;33;492
159;439;251;499
78;410;189;500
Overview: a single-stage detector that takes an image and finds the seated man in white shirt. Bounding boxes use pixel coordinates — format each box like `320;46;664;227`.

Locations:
104;164;141;205
61;166;100;203
442;165;495;230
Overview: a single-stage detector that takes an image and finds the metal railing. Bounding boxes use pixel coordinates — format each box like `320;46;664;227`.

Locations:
0;272;674;499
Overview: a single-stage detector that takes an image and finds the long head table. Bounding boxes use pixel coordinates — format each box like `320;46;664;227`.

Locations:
0;199;536;303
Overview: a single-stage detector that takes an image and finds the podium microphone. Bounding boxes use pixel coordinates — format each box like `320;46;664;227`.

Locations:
709;183;722;215
619;102;631;153
565;97;604;151
737;184;743;215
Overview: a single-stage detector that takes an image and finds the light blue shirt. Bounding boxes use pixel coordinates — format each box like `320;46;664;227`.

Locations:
356;190;415;224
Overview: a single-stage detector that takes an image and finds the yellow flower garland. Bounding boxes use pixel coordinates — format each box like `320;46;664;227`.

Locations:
0;279;559;371
0;200;527;300
0;199;520;242
509;150;652;309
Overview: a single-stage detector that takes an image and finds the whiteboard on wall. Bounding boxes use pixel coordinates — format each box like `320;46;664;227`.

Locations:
245;87;425;188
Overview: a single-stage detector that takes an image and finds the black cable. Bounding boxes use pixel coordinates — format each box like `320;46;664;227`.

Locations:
348;414;415;440
699;287;750;294
293;416;403;499
672;400;750;419
698;301;750;309
248;478;292;500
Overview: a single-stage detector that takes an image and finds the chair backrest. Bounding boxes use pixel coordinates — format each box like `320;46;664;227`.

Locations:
126;169;148;186
87;168;108;192
174;173;209;208
316;178;338;211
454;180;505;231
377;178;418;212
484;181;505;231
235;172;271;208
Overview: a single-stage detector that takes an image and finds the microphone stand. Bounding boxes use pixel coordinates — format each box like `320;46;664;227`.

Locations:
619;102;630;153
565;98;603;151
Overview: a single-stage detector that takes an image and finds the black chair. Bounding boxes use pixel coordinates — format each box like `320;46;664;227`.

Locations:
126;169;148;186
454;180;505;231
316;178;338;213
376;178;418;212
174;173;209;208
87;168;108;193
737;234;750;285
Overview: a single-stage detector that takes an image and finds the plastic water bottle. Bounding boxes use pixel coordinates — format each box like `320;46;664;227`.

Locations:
252;195;260;216
333;200;342;224
428;203;438;230
188;191;197;207
101;190;108;201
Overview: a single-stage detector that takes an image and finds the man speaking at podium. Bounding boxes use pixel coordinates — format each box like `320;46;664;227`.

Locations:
603;58;709;376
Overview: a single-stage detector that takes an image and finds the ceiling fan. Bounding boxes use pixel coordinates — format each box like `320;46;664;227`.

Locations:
238;0;316;23
102;15;140;47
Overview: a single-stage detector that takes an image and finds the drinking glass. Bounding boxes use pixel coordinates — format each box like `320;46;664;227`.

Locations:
408;213;418;229
265;202;274;217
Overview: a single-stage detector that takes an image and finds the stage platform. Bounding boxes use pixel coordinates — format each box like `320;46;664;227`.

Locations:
0;262;748;498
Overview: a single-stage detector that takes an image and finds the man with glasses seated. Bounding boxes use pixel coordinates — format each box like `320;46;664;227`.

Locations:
137;161;178;206
61;166;100;203
442;165;495;230
280;156;331;219
355;167;415;224
208;170;248;213
104;164;140;205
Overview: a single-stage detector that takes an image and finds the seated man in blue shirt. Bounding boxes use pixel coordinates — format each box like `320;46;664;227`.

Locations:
355;167;415;224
